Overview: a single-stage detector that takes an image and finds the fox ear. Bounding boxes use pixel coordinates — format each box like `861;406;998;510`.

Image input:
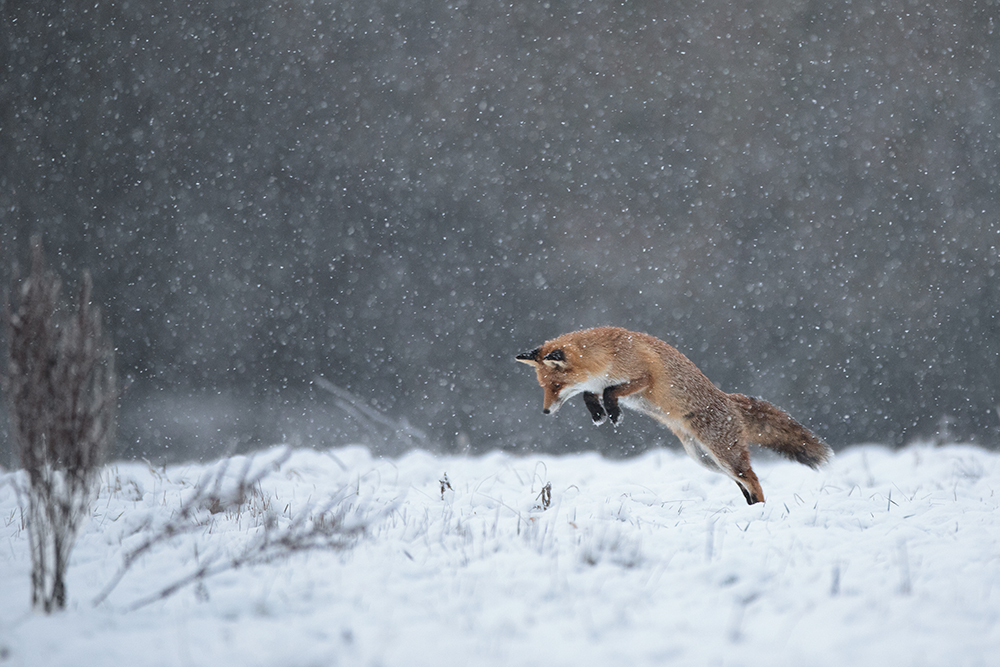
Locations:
516;347;541;365
542;349;569;371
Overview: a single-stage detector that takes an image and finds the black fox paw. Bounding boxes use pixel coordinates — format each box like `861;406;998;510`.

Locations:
604;397;622;426
602;387;622;427
583;392;607;425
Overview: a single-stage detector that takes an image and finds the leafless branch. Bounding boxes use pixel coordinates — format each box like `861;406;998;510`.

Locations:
93;447;388;610
91;447;292;606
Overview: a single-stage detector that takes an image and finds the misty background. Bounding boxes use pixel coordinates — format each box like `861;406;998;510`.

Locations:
2;0;998;465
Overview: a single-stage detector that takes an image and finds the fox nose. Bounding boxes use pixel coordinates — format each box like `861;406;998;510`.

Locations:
542;408;550;414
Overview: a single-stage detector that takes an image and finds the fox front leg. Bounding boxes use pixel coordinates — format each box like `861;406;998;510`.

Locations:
586;386;624;426
583;392;607;425
602;386;623;425
600;377;650;426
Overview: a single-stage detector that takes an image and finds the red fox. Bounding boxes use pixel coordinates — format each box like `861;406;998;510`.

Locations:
516;326;831;504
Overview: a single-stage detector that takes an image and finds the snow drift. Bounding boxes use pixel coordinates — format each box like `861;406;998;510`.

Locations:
1;442;998;666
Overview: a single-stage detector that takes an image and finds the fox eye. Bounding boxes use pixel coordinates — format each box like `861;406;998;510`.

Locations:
543;349;565;362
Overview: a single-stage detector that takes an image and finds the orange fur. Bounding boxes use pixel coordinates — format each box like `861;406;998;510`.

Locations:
516;327;831;504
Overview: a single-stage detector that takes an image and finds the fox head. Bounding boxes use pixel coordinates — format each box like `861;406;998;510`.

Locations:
516;341;594;415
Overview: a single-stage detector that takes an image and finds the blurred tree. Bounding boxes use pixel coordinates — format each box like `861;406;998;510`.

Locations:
2;0;997;460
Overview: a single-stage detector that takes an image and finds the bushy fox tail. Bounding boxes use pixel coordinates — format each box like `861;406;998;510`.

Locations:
730;393;832;469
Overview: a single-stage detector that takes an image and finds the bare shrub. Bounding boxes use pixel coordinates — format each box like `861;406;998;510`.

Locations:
92;448;383;610
2;238;117;612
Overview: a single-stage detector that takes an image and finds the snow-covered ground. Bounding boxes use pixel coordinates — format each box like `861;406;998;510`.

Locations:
2;442;999;666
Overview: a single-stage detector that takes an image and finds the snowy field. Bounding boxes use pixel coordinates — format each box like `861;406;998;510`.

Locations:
2;442;999;666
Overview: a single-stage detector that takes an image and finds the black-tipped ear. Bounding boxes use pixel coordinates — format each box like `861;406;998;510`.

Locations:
516;347;541;365
542;348;569;370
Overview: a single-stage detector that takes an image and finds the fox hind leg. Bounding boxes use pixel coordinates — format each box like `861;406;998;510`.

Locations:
685;434;763;503
736;483;754;504
680;435;723;472
722;445;765;504
734;465;765;505
684;408;765;505
703;440;764;505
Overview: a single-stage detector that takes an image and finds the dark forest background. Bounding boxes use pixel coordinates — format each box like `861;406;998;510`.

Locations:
2;0;998;464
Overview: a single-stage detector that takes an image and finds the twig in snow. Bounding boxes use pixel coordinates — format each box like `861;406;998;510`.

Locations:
92;447;292;607
439;472;452;499
123;489;388;611
534;482;551;511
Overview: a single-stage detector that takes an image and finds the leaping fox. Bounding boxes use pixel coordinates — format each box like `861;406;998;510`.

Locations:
516;326;831;504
